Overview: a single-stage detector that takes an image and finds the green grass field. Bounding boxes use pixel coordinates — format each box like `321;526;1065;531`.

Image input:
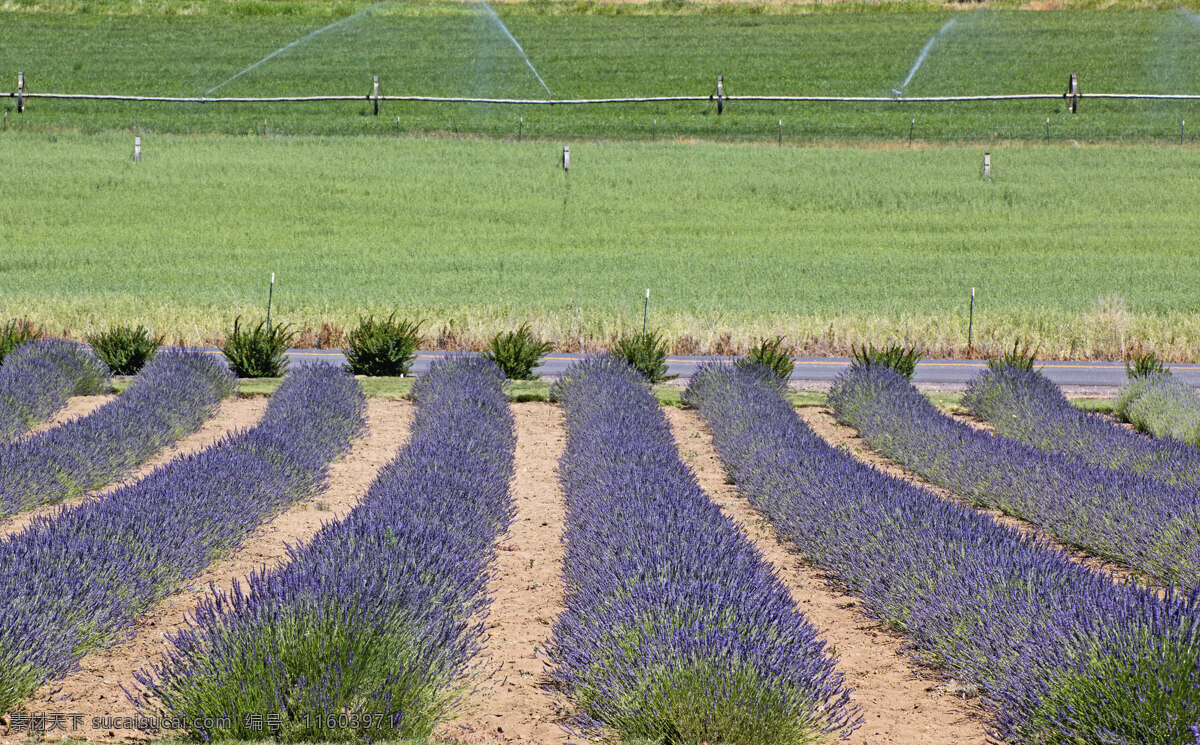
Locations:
4;132;1199;359
3;1;1200;141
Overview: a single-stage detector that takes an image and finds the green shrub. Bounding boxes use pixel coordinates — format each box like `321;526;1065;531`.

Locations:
736;336;794;381
1125;351;1167;379
851;342;922;379
87;325;164;375
987;339;1040;372
0;319;42;365
482;324;552;380
220;317;293;378
613;331;677;384
344;315;424;377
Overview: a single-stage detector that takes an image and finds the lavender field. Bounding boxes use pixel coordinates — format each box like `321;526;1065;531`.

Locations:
0;340;1197;744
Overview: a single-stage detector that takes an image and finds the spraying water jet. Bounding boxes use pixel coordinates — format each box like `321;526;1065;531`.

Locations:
205;2;390;95
894;17;958;96
480;1;553;98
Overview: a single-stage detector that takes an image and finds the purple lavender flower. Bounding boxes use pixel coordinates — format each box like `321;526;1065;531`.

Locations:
0;350;236;518
0;363;364;714
963;365;1200;486
1114;371;1200;446
0;339;110;441
132;357;514;741
829;363;1200;587
686;363;1200;744
550;357;857;744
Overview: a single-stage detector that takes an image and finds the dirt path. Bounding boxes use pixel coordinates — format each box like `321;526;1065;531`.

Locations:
798;407;1138;584
21;399;414;743
0;397;268;541
664;407;992;745
20;394;114;440
449;403;570;745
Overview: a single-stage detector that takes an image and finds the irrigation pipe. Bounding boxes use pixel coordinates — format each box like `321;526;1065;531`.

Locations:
7;92;1200;105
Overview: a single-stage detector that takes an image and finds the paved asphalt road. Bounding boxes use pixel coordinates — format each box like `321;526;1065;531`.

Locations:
206;349;1200;387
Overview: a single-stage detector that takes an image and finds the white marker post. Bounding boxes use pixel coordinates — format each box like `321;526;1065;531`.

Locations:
16;72;24;113
372;74;380;116
133;136;142;163
715;74;725;115
562;145;570;172
642;288;650;335
266;272;275;328
983;152;991;181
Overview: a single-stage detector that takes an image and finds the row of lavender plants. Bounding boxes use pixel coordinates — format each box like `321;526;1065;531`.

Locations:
1114;371;1200;447
0;364;365;714
828;363;1200;587
132;358;516;741
549;358;856;744
685;363;1200;743
0;339;110;441
0;351;236;520
962;365;1200;486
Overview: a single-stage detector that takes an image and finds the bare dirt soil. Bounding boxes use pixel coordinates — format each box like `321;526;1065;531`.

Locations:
20;394;114;440
664;407;992;745
797;407;1138;584
448;403;571;745
0;397;269;541
19;399;414;743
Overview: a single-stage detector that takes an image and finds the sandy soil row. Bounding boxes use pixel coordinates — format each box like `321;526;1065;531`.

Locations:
12;399;414;743
18;394;114;441
448;403;571;745
0;397;269;541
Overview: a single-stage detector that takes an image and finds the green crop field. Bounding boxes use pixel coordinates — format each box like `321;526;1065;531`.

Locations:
3;132;1199;359
2;1;1200;142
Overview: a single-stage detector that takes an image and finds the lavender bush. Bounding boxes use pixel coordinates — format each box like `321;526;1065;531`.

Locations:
0;351;236;519
1114;371;1200;447
0;339;110;441
133;357;515;741
549;357;857;744
0;363;365;714
829;363;1200;587
685;364;1200;744
963;365;1200;486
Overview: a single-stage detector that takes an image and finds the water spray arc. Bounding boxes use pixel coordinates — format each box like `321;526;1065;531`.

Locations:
205;2;389;95
894;17;958;97
480;1;553;98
